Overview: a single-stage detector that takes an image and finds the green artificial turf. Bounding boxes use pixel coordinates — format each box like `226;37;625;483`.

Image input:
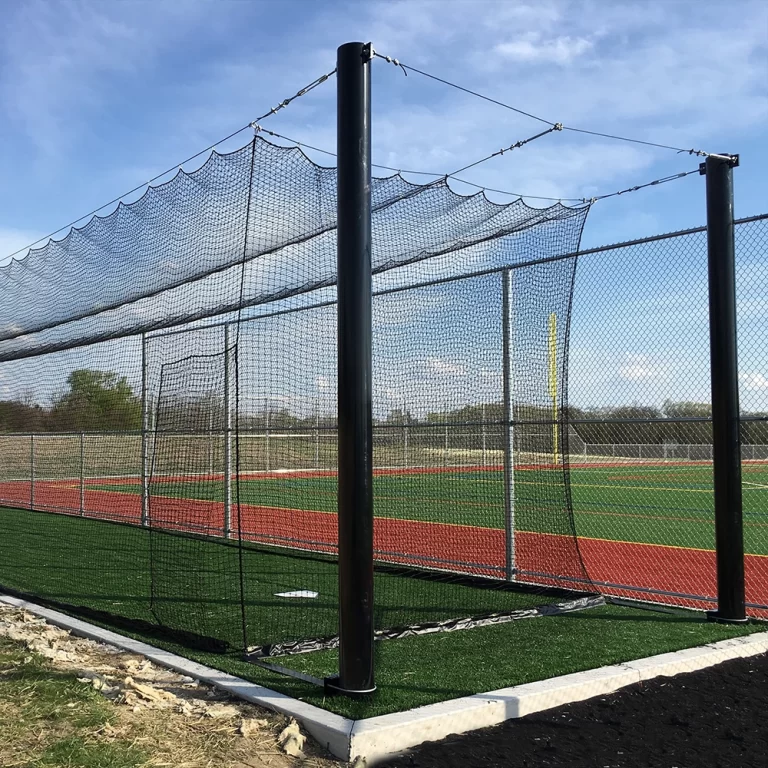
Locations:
1;462;766;719
90;462;768;554
0;505;566;652
276;603;766;718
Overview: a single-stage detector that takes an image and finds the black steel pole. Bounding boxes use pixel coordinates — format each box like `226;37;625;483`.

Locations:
704;154;747;624
332;41;375;695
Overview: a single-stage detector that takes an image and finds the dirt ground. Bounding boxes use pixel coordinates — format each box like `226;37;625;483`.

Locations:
0;603;340;768
383;651;768;768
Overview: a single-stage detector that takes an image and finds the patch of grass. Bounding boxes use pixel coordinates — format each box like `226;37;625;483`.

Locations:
0;505;567;651
282;604;766;719
0;640;113;729
0;639;148;768
35;737;147;768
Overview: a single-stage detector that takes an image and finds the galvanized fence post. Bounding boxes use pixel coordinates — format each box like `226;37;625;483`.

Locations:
502;269;515;580
266;402;271;472
141;333;150;527
30;434;35;510
207;408;214;478
224;324;233;539
404;414;410;469
79;432;85;515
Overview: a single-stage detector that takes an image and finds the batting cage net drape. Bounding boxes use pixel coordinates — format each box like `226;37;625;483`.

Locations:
0;136;596;659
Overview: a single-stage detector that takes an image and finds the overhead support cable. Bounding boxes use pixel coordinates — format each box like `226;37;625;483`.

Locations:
373;51;733;161
245;127;701;207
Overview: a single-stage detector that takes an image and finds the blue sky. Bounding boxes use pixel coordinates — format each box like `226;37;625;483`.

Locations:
0;0;766;417
0;0;766;261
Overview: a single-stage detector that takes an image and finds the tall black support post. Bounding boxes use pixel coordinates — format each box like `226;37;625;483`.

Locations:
331;41;376;695
703;154;747;624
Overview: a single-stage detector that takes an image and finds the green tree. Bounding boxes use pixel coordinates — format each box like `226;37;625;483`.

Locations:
51;370;141;431
0;400;49;432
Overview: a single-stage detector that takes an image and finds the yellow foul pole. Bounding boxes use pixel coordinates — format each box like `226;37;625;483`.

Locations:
548;313;558;464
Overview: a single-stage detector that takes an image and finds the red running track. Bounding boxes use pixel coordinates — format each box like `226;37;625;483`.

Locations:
0;478;766;617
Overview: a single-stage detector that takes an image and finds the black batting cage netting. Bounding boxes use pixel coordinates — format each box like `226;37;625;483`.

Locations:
0;136;598;664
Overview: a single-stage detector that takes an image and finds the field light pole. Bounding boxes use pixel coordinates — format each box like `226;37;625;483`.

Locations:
328;41;376;696
702;154;747;624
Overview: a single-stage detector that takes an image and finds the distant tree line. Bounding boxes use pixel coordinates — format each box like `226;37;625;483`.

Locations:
376;400;768;447
0;370;141;433
155;398;335;433
567;401;767;446
2;369;765;447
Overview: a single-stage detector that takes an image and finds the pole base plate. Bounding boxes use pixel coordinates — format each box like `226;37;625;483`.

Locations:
706;610;749;625
324;676;377;698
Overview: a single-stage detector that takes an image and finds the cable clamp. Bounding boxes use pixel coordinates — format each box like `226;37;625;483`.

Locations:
699;153;739;174
379;50;407;75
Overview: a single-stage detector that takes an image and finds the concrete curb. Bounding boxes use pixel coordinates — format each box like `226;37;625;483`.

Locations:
2;594;766;765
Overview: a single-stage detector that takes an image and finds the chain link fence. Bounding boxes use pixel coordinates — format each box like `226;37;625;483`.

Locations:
1;214;766;621
567;213;767;613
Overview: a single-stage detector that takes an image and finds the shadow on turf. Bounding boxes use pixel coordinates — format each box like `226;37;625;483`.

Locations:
0;585;229;653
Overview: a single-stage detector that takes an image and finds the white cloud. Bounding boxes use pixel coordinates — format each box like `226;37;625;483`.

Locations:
363;0;767;201
3;0;766;248
494;34;593;65
618;354;662;381
425;357;467;376
0;1;222;156
740;372;768;391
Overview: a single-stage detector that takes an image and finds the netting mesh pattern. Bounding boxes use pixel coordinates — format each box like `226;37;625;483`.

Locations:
0;137;588;362
138;265;594;654
567;215;768;615
148;350;244;649
0;134;597;656
1;204;766;665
